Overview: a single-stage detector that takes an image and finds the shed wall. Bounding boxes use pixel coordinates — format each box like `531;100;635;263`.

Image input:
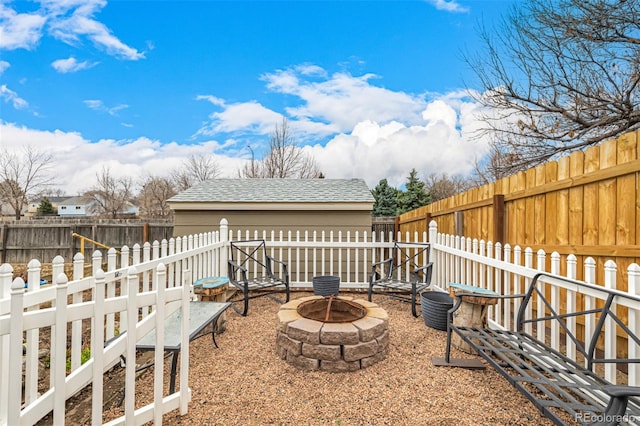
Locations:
173;210;372;239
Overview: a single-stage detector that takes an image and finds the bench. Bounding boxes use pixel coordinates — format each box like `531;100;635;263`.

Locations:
436;272;640;426
109;300;231;405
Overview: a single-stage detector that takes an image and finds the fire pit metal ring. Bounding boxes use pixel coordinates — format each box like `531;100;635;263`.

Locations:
297;296;367;323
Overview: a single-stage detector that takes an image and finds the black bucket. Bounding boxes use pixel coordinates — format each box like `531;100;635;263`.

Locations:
421;291;453;331
312;275;340;297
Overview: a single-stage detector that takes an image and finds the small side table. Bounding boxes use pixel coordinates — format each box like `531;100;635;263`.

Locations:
448;283;498;354
194;276;229;333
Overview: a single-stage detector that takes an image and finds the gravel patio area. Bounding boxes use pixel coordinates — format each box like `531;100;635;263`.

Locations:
103;291;563;425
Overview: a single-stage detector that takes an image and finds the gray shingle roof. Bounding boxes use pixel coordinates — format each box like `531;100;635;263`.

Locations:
168;179;375;203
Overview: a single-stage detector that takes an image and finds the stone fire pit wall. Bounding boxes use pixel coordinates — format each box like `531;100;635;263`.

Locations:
276;295;389;372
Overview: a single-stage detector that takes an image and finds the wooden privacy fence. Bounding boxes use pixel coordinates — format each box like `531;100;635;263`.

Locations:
0;220;173;264
399;130;640;291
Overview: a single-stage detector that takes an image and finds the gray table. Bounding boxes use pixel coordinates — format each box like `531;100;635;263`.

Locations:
136;301;231;393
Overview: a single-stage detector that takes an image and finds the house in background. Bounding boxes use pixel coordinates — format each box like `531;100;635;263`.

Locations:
25;196;69;218
57;196;96;217
57;196;139;218
168;178;375;238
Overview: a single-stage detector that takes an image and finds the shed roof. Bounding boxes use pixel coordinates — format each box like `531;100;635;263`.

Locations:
168;178;375;204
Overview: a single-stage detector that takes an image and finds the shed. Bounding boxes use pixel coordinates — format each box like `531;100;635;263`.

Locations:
168;178;375;238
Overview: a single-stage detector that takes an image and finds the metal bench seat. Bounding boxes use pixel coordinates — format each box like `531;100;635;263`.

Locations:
438;272;640;426
454;326;640;424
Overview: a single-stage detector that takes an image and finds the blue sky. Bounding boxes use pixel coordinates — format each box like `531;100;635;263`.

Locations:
0;0;515;194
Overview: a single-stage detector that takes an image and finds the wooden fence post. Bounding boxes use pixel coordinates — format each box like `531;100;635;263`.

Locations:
0;224;7;264
493;194;505;244
454;211;463;236
394;216;399;239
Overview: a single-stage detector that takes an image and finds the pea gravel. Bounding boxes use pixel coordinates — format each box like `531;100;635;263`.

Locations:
103;292;564;426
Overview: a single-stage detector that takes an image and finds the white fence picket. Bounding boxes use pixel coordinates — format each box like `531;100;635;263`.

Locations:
92;269;106;425
630;263;640;386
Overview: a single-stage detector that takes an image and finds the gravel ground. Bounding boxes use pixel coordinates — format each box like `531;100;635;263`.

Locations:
103;292;562;426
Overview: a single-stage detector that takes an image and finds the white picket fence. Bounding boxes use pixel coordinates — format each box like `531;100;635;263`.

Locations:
1;218;639;425
0;226;227;426
429;221;640;386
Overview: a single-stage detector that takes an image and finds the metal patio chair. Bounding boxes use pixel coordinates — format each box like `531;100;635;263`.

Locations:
227;239;290;316
368;241;432;317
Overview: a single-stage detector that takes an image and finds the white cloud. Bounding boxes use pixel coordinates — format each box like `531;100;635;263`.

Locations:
84;99;128;116
425;0;469;13
261;68;426;133
0;122;248;195
192;65;492;188
53;15;144;60
0;0;143;60
199;67;428;141
0;61;9;74
0;84;28;109
0;4;47;49
307;94;490;188
196;95;225;107
51;56;97;73
195;101;283;137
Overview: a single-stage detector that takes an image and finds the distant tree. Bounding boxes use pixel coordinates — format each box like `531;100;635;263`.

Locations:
85;166;134;218
36;197;55;215
171;153;222;191
371;179;399;217
398;169;430;214
137;175;176;218
239;117;323;179
425;173;471;202
0;146;54;220
468;0;640;177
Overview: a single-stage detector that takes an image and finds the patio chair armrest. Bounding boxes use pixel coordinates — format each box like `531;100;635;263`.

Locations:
370;257;392;274
371;257;392;269
227;259;248;283
370;257;392;283
267;255;287;267
410;262;433;285
265;255;289;279
603;385;640;398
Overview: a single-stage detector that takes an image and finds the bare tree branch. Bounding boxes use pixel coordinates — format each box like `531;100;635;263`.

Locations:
239;117;322;179
137;175;176;218
171;153;222;191
0;146;54;220
85;167;133;218
468;0;640;176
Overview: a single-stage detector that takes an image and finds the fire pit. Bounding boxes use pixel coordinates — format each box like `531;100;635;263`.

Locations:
276;295;389;372
297;296;366;323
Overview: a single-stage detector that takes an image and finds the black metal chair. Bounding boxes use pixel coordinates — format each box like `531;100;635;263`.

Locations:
227;239;290;316
368;242;432;317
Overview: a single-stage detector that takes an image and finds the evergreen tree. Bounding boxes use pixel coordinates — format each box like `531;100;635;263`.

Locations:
399;169;430;214
36;197;55;215
371;179;398;217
